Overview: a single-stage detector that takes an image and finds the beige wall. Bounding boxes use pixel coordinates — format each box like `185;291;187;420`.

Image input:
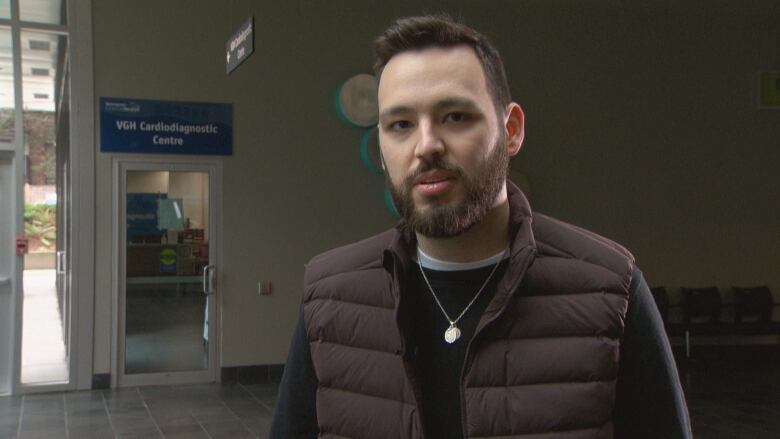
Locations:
126;171;167;194
91;1;780;372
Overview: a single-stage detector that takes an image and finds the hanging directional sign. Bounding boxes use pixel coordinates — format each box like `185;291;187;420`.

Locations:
100;97;233;155
226;16;254;74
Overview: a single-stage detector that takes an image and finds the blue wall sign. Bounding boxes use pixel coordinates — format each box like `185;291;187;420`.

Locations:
100;97;233;155
127;193;166;241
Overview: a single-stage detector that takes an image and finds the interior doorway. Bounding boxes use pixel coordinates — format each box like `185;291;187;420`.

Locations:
114;159;221;387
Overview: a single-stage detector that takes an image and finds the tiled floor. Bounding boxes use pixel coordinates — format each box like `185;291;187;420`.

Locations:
0;346;778;439
0;382;276;439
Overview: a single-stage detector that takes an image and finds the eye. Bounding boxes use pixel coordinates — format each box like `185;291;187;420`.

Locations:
388;120;413;131
444;112;469;123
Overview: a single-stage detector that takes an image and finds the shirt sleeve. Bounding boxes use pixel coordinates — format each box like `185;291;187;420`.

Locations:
613;268;693;439
269;305;319;439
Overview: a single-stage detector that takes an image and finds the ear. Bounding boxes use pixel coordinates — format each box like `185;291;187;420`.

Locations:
503;102;525;157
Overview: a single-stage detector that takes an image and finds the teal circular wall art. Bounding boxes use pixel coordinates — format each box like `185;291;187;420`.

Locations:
359;127;383;175
334;73;378;128
335;73;399;217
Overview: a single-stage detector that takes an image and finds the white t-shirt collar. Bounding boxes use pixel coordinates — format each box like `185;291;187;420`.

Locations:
417;247;509;271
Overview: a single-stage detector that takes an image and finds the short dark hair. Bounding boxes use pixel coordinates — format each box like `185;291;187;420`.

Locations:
373;14;511;115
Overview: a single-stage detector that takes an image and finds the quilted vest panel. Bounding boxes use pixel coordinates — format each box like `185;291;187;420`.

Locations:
304;231;424;439
462;253;630;438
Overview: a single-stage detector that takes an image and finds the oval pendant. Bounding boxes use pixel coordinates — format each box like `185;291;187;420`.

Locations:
444;325;461;344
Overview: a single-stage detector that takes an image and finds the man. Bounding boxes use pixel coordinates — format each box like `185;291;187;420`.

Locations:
271;15;691;439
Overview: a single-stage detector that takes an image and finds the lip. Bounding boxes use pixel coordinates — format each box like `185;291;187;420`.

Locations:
414;170;455;196
413;170;453;185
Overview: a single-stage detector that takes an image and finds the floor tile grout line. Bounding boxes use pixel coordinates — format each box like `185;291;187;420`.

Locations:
237;382;275;438
138;386;167;438
15;394;24;438
101;388;119;439
221;385;258;438
237;382;273;412
154;385;217;439
171;386;216;439
204;385;232;439
62;393;70;439
192;412;216;439
237;382;270;413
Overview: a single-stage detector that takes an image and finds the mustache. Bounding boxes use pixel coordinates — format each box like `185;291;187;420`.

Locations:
404;157;464;186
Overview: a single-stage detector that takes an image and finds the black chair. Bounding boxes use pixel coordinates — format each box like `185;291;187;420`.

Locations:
680;286;722;326
679;286;725;358
732;285;777;335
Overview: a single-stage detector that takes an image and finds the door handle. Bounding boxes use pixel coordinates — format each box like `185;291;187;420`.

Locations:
0;277;9;286
202;265;216;296
56;251;65;274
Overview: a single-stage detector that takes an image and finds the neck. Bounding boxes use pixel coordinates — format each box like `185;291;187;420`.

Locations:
416;192;511;263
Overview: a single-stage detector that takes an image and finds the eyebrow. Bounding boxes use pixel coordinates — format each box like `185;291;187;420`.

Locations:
378;105;413;121
435;97;480;112
378;96;480;121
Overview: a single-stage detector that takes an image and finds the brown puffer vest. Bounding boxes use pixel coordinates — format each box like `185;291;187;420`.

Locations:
303;185;634;439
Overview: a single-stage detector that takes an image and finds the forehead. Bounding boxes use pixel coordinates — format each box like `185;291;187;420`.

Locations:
377;45;492;111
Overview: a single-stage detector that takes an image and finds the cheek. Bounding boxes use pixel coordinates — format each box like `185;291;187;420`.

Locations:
463;129;499;162
379;146;408;177
444;134;490;168
385;164;406;187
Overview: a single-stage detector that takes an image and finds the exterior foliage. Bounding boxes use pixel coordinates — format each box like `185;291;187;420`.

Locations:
24;203;56;250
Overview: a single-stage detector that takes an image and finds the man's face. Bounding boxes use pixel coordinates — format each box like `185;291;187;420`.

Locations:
377;45;509;238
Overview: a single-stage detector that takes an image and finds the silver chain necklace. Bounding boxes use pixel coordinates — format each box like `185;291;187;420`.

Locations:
416;248;506;344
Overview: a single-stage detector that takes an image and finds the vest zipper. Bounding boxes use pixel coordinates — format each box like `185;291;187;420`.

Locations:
458;247;534;438
390;252;428;438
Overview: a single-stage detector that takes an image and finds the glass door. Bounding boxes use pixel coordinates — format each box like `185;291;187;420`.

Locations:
0;154;13;395
117;162;218;386
20;29;70;386
1;0;88;394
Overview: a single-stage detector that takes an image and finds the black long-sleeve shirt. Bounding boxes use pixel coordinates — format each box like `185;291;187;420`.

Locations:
270;266;692;439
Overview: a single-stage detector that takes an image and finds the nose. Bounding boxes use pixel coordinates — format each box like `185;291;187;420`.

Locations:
414;118;444;160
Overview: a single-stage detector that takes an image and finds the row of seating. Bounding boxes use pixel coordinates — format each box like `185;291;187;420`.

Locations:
649;285;780;358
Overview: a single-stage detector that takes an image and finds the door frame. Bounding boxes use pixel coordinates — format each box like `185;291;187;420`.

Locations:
4;0;95;395
111;156;223;387
0;151;16;396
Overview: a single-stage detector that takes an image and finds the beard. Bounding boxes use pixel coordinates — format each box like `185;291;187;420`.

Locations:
385;135;509;238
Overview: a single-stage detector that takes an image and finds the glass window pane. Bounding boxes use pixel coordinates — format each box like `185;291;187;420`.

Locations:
21;31;62;113
20;0;66;25
0;0;10;20
22;31;63;181
0;28;13;142
20;30;68;384
125;171;211;375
